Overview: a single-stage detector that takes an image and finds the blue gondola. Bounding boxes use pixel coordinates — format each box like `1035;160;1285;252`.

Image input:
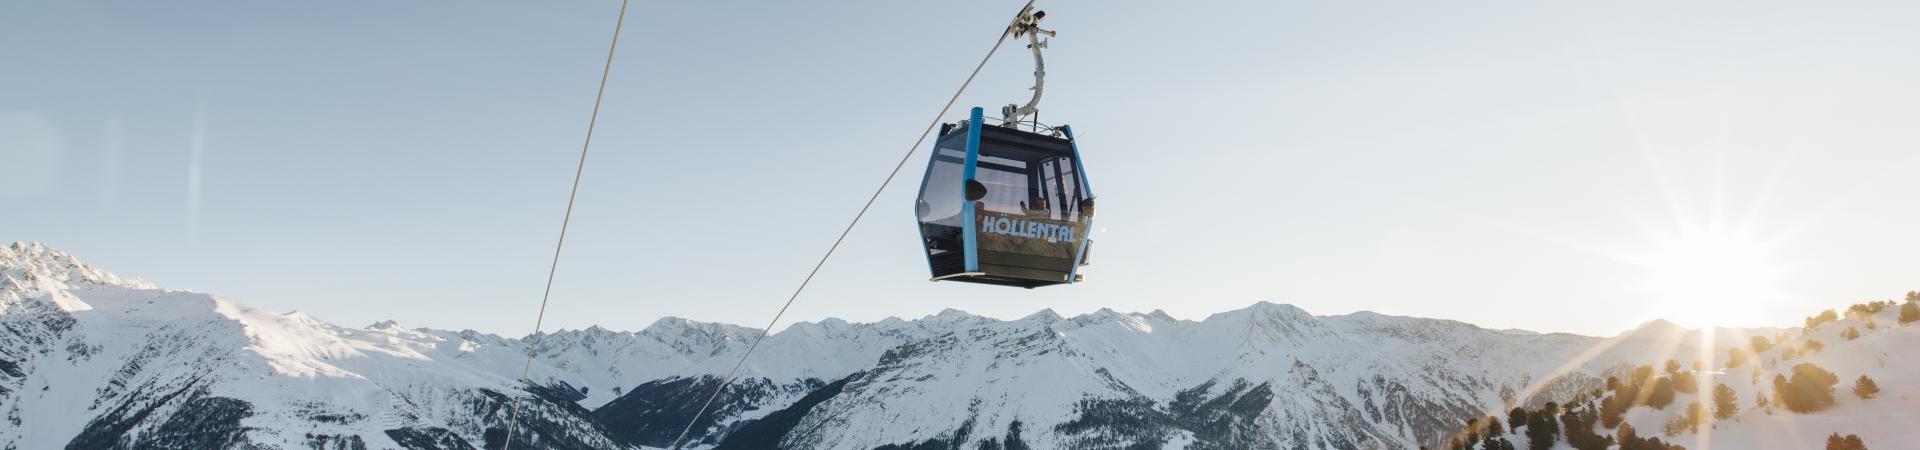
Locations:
914;108;1093;288
913;6;1091;288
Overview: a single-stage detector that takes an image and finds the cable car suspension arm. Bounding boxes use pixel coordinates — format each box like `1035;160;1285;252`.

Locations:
1001;6;1054;128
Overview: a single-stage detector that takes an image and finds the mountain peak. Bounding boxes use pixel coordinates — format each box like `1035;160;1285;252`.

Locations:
1022;308;1064;323
645;316;702;329
1624;318;1689;337
928;308;980;320
582;324;617;334
1067;307;1130;323
282;310;322;324
1237;301;1316;321
1638;318;1681;329
367;320;405;330
645;316;753;334
641;317;761;345
1;242;156;292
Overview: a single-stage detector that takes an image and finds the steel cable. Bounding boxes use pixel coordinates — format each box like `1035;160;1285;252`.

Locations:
665;1;1038;448
498;0;631;447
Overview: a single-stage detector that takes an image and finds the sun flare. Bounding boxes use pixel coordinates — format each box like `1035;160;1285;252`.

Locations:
1628;225;1789;328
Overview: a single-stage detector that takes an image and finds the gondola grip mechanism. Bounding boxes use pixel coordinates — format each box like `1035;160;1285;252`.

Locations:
1002;6;1054;128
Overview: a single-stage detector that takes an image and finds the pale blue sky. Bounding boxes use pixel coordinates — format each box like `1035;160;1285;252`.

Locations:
5;0;1918;336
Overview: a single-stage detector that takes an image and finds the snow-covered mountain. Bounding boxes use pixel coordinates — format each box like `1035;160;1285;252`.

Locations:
1;242;1906;450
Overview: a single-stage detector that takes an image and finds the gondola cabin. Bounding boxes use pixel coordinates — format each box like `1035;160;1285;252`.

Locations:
915;107;1094;288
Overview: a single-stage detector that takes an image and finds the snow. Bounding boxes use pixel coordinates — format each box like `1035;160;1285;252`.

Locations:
1612;309;1920;450
3;242;1914;450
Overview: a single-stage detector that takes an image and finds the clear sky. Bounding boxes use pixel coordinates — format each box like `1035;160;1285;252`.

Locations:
5;0;1918;337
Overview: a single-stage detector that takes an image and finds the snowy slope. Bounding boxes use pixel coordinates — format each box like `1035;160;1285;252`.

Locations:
0;242;629;449
2;242;1906;450
709;303;1769;450
1439;302;1918;450
1553;306;1919;450
1698;314;1920;450
0;243;999;449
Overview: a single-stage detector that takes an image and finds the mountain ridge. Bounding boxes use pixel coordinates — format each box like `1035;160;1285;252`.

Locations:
2;242;1901;450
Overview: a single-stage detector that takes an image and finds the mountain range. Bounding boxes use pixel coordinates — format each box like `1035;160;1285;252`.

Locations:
2;242;1909;450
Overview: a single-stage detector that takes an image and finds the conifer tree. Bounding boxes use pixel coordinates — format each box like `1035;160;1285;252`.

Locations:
1600;396;1625;429
1852;375;1879;399
1632;365;1655;386
1646;377;1677;409
1525;412;1558;450
1826;433;1869;450
1483;434;1516;450
1780;363;1839;413
1672;371;1697;394
1561;409;1609;450
1616;422;1637;445
1712;383;1739;420
1685;402;1707;430
1507;407;1527;435
1806;309;1839;329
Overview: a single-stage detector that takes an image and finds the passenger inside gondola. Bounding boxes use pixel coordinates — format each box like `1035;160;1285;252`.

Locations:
1022;196;1049;217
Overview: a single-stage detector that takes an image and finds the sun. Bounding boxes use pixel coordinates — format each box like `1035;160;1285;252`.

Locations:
1627;224;1789;328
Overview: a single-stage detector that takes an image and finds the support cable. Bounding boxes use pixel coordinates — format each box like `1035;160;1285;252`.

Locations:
665;1;1037;448
498;0;631;447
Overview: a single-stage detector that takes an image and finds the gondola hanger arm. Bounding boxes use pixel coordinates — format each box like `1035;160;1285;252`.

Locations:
1002;6;1053;128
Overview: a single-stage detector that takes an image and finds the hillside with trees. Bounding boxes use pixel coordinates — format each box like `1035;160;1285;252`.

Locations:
1435;292;1919;450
